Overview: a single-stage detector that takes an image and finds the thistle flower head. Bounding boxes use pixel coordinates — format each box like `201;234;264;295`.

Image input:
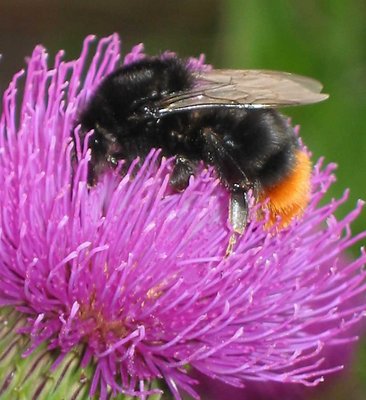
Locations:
0;34;366;400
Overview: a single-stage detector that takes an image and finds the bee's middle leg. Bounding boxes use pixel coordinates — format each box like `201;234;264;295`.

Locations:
169;156;197;191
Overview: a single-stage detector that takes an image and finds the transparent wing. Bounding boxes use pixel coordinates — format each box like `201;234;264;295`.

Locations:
157;69;329;116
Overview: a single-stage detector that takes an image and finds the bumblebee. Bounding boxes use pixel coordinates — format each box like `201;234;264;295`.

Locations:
79;55;328;233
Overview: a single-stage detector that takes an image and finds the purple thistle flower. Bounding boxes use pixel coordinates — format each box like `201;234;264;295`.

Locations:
0;34;366;399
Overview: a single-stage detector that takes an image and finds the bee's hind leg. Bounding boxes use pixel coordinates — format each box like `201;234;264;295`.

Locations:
229;189;249;235
169;156;197;191
224;188;249;257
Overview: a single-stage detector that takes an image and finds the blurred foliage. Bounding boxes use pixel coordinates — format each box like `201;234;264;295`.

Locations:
0;1;365;399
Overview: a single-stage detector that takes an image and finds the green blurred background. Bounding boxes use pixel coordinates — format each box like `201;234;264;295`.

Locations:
0;1;365;399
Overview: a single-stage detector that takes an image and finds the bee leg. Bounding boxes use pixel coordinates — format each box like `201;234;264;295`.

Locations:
200;127;253;236
225;188;250;257
229;189;249;234
170;156;197;191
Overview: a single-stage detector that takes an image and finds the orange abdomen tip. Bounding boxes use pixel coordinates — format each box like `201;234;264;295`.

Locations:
260;150;312;228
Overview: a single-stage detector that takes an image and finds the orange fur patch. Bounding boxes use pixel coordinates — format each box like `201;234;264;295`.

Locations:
260;150;311;228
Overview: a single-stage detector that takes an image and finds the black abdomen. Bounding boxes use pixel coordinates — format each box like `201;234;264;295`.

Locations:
198;108;298;188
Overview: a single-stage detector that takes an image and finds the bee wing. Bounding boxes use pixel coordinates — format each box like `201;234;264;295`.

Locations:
157;69;329;116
